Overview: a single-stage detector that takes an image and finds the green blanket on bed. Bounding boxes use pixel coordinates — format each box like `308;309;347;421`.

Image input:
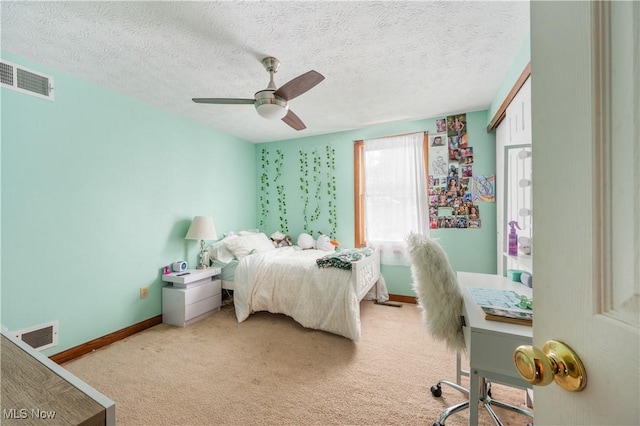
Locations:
316;248;374;270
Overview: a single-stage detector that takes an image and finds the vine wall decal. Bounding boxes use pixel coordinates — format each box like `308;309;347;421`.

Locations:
311;148;322;224
261;145;337;238
299;150;310;232
274;149;288;233
326;145;338;237
259;148;271;228
276;184;289;233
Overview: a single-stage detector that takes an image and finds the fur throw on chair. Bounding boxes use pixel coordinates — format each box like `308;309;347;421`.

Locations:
406;232;466;353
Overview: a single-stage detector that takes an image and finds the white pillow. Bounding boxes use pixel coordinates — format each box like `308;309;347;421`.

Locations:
207;238;236;264
224;229;258;237
224;232;275;259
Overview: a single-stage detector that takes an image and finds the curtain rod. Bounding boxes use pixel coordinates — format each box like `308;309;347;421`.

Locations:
355;131;427;143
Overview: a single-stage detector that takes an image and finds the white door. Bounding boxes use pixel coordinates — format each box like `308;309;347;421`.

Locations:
531;2;639;424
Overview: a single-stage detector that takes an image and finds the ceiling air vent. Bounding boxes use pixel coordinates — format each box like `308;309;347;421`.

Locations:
0;60;54;101
14;320;58;351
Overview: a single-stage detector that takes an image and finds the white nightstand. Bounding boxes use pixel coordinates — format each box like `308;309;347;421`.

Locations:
161;268;222;327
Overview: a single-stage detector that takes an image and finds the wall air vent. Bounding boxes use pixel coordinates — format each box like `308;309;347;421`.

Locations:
14;320;58;351
0;60;54;101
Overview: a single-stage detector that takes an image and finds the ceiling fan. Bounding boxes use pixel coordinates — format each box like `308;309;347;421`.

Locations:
192;57;324;131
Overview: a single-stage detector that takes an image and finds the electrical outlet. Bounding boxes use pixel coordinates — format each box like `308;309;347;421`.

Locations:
140;286;149;300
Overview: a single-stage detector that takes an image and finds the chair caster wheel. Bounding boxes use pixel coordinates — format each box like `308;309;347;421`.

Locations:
433;422;443;426
430;384;442;397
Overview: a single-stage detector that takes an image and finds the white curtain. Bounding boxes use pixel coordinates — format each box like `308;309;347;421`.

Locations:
364;132;429;265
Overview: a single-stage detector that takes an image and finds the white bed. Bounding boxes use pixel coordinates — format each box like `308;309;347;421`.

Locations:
208;232;386;340
234;247;383;341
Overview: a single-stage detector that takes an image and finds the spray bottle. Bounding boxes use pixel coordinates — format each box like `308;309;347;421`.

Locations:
508;221;521;256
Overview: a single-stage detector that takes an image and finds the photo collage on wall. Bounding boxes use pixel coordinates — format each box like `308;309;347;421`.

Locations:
428;113;481;229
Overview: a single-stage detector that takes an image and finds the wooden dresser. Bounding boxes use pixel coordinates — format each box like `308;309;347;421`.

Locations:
1;332;115;425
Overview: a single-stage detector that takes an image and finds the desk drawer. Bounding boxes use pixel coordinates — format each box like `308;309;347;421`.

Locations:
471;330;530;382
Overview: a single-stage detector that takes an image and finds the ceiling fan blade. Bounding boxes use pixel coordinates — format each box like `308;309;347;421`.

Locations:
192;98;255;105
282;109;306;131
273;70;324;101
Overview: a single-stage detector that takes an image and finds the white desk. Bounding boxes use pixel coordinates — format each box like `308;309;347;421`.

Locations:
458;271;533;425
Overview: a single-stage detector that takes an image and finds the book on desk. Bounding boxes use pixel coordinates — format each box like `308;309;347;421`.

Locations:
467;287;533;326
481;306;532;326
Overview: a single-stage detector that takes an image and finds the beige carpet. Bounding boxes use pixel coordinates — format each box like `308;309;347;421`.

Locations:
64;301;530;425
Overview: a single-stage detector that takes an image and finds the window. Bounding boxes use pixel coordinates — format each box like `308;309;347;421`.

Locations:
354;132;429;265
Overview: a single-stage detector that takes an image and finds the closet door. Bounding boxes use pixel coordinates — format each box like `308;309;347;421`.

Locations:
497;76;532;275
495;120;508;274
506;77;532;145
503;144;532;274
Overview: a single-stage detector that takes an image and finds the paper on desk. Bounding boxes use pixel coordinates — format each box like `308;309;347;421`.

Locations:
467;287;531;312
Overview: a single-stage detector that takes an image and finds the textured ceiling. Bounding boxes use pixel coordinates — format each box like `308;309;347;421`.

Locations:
1;1;530;143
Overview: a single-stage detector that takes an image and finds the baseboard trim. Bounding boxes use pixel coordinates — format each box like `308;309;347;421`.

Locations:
388;294;417;304
51;296;414;364
50;315;163;365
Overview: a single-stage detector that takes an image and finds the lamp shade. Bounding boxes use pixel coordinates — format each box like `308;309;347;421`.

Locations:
184;216;218;241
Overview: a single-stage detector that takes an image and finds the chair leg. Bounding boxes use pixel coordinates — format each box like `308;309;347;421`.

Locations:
436;400;469;426
431;359;532;426
431;377;534;426
431;379;469;425
479;378;534;425
484;397;534;420
431;352;471;425
482;402;504;426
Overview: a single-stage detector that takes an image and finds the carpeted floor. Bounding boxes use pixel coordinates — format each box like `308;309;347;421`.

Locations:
63;301;530;425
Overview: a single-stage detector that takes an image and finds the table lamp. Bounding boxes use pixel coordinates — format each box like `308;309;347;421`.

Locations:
184;216;218;269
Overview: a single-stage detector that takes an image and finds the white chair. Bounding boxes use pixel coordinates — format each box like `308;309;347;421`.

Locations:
406;232;533;426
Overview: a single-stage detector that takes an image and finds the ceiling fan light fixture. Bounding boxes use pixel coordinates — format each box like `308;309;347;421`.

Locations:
256;101;288;120
254;91;288;120
193;58;322;131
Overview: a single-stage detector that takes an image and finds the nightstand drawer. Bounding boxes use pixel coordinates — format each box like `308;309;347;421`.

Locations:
185;280;221;305
162;272;222;327
185;296;221;321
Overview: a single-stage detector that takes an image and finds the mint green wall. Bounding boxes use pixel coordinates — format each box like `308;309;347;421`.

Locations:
1;43;520;352
1;52;256;355
487;33;531;126
256;110;497;296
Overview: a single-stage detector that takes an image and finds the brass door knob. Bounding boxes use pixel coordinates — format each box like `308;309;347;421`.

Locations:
514;340;587;392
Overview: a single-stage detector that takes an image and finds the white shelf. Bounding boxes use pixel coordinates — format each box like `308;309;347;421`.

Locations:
503;253;532;273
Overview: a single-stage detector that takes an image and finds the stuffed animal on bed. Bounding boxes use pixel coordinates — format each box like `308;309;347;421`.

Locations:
316;234;338;251
296;233;316;249
297;232;339;251
270;231;293;248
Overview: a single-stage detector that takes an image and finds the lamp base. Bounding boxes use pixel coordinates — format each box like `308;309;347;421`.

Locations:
197;240;208;270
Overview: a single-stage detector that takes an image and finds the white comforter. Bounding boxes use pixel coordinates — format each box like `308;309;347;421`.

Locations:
234;247;362;341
